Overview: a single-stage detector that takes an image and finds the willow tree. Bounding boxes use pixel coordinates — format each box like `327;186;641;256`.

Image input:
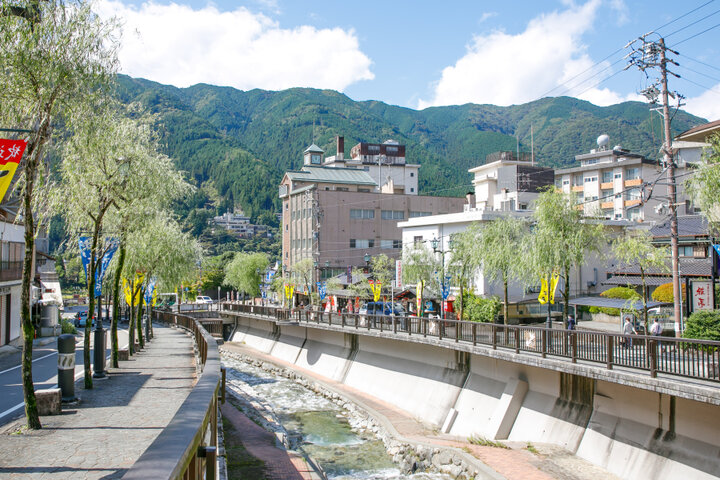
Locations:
687;133;720;231
0;0;117;428
613;230;668;330
447;224;481;322
530;189;605;327
224;252;269;299
401;243;440;314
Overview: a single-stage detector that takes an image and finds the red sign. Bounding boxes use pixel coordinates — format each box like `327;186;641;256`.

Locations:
0;139;26;203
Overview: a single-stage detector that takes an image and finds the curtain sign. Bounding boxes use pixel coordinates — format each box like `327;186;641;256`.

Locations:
692;280;712;311
0;139;26;203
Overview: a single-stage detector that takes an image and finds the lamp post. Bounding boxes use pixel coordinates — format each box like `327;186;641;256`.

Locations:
431;236;452;321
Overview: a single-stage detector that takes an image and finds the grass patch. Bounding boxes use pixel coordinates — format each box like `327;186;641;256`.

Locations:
468;435;509;449
526;442;539;454
222;416;269;480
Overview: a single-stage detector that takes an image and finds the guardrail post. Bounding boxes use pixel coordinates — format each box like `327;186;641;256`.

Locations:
571;332;577;363
492;325;497;350
455;321;460;343
649;339;657;378
220;368;226;404
472;323;477;346
607;335;614;370
393;316;397;334
515;328;520;354
541;329;547;358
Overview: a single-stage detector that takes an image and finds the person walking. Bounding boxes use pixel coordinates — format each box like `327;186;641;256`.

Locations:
650;318;662;336
567;315;576;330
622;316;637;348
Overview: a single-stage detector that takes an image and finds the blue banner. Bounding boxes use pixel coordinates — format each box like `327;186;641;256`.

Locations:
144;277;156;304
317;281;327;300
79;237;91;280
80;237;120;297
713;245;720;269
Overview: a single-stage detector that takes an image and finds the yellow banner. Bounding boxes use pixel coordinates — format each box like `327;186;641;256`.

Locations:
123;272;145;306
538;273;560;305
284;284;294;300
416;280;424;315
538;277;548;305
549;273;560;305
370;281;382;302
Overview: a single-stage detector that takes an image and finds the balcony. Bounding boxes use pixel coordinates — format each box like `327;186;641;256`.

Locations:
0;261;23;282
624;199;642;208
600;182;613;190
624;178;641;187
571;185;583;193
601;201;614;209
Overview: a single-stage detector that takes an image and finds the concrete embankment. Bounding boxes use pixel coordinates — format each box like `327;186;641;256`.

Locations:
228;315;720;480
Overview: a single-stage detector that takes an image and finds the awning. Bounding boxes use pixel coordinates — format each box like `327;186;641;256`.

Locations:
569;296;668;310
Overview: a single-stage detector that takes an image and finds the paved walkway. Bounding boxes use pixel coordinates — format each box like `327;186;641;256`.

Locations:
221;402;319;480
0;324;196;479
221;342;619;480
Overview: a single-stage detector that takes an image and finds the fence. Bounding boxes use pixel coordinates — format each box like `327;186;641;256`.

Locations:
221;302;720;384
123;311;226;480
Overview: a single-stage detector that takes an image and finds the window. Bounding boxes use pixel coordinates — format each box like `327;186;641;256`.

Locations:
350;209;374;219
626;167;640;180
679;246;694;257
386;146;398;154
573;175;583;186
585;158;598;165
410;188;414;192
562;179;570;185
336;187;349;192
311;154;321;164
519;203;528;210
409;211;432;218
626;188;641;200
380;239;394;249
358;188;370;193
350;239;374;249
614;213;622;219
381;210;405;220
554;179;562;188
628;207;641;221
410;172;414;177
413;235;423;246
368;145;380;153
602;171;613;183
614;172;622;179
584;176;598;183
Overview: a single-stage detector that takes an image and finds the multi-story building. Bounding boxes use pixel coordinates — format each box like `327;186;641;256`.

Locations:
555;135;690;222
0;218;25;346
470;151;554;211
321;137;419;195
279;142;464;281
209;211;268;238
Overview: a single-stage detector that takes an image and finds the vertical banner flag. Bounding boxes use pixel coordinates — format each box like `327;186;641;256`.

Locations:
317;282;327;300
0;139;26;203
395;259;402;290
95;238;119;297
369;280;382;302
144;277;157;306
538;273;560;305
416;280;424;316
79;237;91;281
346;266;352;284
549;272;560;305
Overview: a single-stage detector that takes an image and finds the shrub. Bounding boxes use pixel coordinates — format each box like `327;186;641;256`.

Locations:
460;292;500;323
61;319;77;335
589;287;641;316
682;310;720;342
651;283;686;303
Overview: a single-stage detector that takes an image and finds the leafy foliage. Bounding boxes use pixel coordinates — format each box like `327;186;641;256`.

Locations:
651;282;686;303
223;252;269;297
461;291;501;323
687;133;720;232
590;286;640;315
682;310;720;342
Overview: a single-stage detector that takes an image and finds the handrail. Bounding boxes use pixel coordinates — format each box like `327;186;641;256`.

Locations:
221;302;720;384
123;311;224;480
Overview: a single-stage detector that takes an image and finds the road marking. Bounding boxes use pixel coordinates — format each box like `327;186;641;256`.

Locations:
0;340;130;422
0;352;59;375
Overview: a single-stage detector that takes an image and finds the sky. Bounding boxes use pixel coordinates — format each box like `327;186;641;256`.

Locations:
97;0;720;120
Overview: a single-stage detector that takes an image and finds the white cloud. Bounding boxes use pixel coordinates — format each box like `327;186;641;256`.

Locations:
684;84;720;121
478;12;497;24
418;0;633;109
97;0;373;91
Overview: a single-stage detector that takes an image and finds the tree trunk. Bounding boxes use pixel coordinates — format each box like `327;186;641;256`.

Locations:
503;275;509;325
110;243;125;368
136;287;145;349
128;280;135;356
458;284;464;321
20;164;40;429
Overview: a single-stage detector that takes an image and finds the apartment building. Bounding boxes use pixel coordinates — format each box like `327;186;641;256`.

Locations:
279;143;464;280
209;211;268;238
555;135;690;222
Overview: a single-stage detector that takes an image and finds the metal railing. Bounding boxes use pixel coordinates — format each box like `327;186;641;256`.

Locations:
222;302;720;384
123;311;226;480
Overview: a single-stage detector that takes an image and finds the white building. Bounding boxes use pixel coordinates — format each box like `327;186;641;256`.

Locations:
0;219;25;347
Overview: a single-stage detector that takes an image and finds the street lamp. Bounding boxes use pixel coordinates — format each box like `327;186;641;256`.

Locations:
431;236;452;321
364;252;371;272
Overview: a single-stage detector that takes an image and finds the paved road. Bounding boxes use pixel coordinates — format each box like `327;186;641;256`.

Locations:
0;326;129;426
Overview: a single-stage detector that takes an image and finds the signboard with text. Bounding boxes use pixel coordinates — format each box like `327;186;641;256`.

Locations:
692;280;712;311
0;139;26;203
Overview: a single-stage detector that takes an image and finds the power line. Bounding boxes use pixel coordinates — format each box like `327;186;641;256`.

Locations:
671;21;720;46
664;7;720;38
680;52;720;73
655;0;717;32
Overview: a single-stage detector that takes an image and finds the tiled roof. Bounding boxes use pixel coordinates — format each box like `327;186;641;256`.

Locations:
609;257;711;277
303;143;324;154
650;215;708;237
603;275;673;286
569;296;667;309
286;166;377;186
676;119;720;141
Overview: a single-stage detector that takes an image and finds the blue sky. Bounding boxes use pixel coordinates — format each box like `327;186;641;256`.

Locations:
99;0;720;119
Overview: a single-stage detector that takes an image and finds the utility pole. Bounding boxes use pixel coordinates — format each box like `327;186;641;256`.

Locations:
626;34;684;336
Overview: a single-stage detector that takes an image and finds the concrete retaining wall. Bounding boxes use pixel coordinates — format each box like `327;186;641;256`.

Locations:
225;314;720;479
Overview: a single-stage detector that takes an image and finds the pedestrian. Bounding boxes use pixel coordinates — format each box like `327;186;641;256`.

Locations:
650;318;662;336
622;316;637;348
567;315;576;331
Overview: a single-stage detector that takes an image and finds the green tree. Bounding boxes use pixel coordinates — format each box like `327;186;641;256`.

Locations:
289;258;314;306
401;243;440;313
530;189;605;327
612;230;668;330
224;252;269;298
475;218;526;325
462;291;501;323
687;133;720;230
682;310;720;342
0;0;118;428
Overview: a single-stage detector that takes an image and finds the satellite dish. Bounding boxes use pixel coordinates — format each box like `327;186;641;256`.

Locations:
597;134;610;148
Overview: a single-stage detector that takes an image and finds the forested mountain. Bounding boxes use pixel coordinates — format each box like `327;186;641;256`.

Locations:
114;75;706;223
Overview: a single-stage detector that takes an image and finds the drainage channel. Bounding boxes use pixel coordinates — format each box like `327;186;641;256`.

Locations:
222;354;452;480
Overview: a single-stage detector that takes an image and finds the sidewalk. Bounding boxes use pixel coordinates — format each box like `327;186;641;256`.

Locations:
221;342;619;480
0;324;196;479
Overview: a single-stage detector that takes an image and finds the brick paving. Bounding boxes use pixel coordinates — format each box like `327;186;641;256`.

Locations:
221;402;318;480
0;324;196;479
221;342;620;480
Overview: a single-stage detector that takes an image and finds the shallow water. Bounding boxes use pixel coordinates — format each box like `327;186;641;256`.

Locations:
222;356;450;480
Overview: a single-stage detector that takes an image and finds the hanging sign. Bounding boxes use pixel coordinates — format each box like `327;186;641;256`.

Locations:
0;139;26;203
692;280;713;311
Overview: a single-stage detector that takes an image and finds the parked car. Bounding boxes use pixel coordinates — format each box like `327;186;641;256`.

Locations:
195;296;213;304
359;302;407;329
74;311;95;328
